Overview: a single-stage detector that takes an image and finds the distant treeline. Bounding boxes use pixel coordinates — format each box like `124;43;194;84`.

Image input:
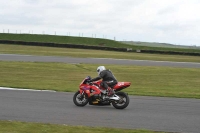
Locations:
0;40;200;56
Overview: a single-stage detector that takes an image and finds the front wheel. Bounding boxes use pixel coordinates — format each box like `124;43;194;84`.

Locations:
111;92;129;109
73;91;88;107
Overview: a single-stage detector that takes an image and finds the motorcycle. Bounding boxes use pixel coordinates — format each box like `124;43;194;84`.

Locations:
73;76;131;109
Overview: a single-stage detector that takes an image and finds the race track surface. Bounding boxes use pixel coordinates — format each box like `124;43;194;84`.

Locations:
0;54;200;68
0;89;200;133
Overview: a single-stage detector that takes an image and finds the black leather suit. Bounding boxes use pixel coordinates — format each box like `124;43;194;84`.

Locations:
91;70;118;90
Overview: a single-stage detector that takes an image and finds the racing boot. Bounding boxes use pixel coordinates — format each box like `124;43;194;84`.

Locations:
107;87;121;101
107;87;114;97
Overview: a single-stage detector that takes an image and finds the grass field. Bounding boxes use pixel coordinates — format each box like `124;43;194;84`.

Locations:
0;33;132;48
0;121;166;133
0;33;200;132
1;33;200;53
1;44;200;63
121;41;200;49
0;61;199;99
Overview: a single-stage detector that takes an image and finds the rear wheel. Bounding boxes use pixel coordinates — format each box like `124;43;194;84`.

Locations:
111;92;129;109
73;91;88;107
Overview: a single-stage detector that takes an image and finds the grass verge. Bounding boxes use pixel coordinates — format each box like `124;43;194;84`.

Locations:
0;61;200;99
1;44;200;62
0;120;167;133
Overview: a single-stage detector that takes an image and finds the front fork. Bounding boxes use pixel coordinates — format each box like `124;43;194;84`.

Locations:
77;90;85;100
79;89;91;99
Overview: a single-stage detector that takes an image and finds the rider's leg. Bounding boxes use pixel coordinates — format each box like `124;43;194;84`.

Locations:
101;81;114;96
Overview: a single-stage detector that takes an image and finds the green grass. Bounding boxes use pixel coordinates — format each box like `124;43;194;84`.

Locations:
1;44;200;63
1;33;199;132
0;33;131;48
121;41;200;49
0;121;166;133
0;61;200;99
1;33;200;53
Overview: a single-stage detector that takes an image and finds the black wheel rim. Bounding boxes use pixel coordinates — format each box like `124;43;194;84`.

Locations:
76;94;87;104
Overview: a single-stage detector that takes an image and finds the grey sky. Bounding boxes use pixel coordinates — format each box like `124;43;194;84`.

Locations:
1;0;200;46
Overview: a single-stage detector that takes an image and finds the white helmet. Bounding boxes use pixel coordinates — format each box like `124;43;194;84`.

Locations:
97;66;106;75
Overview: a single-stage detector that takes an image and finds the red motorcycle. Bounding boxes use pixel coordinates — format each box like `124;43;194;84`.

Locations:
73;76;131;109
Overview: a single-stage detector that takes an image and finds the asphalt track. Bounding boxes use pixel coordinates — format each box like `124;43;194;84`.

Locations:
0;54;200;68
1;54;200;133
0;88;200;133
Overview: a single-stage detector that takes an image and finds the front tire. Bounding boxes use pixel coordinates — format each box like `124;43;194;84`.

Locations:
73;91;88;107
111;92;129;109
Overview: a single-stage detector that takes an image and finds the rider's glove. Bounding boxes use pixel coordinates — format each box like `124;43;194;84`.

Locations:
87;80;93;85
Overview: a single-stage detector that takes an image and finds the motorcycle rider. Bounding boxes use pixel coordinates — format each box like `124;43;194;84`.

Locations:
89;66;118;97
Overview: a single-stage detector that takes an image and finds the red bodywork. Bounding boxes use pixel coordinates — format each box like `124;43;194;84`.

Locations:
79;77;131;97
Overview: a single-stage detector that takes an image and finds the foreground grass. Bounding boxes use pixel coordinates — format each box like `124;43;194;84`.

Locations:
0;121;166;133
0;61;200;99
1;44;200;62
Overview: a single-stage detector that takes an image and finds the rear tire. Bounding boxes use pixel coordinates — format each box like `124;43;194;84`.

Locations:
73;91;88;107
111;92;129;109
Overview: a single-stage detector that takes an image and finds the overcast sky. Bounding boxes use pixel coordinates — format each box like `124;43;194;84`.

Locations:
1;0;200;46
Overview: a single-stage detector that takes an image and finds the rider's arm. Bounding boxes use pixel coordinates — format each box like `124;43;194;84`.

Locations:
90;76;101;82
90;70;106;82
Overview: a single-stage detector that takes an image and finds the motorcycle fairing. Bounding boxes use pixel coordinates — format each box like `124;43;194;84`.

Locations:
113;82;131;91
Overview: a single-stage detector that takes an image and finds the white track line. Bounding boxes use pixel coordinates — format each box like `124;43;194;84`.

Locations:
0;87;56;92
